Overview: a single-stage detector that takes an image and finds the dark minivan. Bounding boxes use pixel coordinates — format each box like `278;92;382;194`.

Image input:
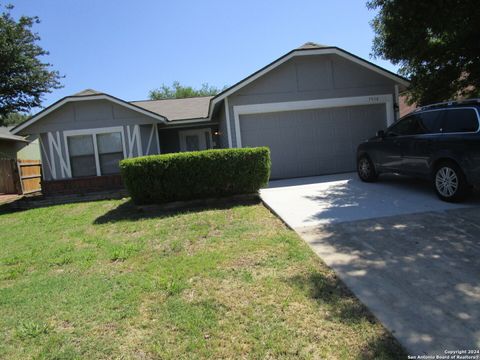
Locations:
357;99;480;202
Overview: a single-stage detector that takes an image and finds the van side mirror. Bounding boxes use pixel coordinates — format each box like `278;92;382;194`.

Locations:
376;130;385;138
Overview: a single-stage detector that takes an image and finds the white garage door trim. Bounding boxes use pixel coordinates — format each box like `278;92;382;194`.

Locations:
232;94;394;148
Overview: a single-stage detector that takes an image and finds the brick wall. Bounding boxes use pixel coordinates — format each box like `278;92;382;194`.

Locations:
42;175;124;196
399;94;417;118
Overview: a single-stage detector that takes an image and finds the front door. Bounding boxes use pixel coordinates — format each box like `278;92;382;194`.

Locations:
179;129;212;152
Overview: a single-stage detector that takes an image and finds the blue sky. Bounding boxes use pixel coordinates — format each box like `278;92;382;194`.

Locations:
10;0;396;109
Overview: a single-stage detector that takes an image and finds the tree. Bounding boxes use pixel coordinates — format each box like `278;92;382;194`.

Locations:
367;0;480;105
0;3;62;120
0;112;28;126
149;81;227;100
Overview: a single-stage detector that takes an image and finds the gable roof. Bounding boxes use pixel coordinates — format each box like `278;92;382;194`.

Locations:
12;91;168;135
207;43;410;117
11;43;410;135
73;89;101;96
131;96;212;121
297;42;330;49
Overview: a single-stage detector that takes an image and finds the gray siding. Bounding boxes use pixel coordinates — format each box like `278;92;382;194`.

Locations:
23;100;161;134
27;100;161;181
140;124;160;155
225;54;399;147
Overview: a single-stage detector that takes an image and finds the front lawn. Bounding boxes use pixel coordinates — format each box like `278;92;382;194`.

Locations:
0;198;404;359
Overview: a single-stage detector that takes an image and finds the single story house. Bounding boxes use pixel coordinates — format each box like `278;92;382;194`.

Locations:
0;126;39;161
0;127;41;194
0;127;30;160
11;42;409;195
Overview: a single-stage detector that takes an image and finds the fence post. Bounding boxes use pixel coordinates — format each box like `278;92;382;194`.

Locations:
12;160;23;195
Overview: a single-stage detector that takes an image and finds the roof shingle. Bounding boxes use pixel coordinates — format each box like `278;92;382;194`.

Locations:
73;89;101;96
131;96;212;121
297;42;329;49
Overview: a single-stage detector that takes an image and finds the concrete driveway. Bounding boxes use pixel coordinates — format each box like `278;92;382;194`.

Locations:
260;173;480;356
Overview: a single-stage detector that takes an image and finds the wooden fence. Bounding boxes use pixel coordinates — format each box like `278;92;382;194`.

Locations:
0;159;18;194
0;159;42;195
17;160;42;194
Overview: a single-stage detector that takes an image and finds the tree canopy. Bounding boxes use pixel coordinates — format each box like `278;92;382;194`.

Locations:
0;4;62;123
368;0;480;105
0;112;28;126
149;81;227;100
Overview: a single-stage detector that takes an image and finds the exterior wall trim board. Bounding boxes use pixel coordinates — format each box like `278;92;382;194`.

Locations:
224;97;233;148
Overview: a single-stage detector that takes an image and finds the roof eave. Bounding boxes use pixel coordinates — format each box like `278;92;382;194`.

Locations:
12;93;169;135
164;117;211;124
207;46;410;117
0;135;28;143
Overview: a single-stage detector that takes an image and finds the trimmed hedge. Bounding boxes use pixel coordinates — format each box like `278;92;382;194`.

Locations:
120;147;271;205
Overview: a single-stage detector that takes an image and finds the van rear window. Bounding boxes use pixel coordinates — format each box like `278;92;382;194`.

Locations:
442;109;479;133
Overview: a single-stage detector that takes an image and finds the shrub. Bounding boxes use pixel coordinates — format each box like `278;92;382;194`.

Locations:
120;147;271;205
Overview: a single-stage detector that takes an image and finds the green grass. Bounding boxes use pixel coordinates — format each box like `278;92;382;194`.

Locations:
0;199;405;359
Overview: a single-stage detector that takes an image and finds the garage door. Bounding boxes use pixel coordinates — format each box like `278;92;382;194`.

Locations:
240;104;386;179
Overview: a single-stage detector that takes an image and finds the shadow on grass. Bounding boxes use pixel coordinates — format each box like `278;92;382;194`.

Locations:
287;272;406;358
0;203;15;215
287;272;377;324
93;196;261;225
358;334;406;360
0;190;127;215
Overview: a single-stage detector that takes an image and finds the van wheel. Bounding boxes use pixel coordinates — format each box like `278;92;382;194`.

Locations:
357;155;378;182
433;161;469;202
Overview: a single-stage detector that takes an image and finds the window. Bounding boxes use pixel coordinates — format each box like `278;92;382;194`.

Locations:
68;135;96;177
66;128;125;178
442;108;479;133
179;128;212;151
387;115;423;136
185;135;200;151
417;111;443;134
97;132;123;174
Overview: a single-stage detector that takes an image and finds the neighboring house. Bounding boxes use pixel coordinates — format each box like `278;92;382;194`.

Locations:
399;94;417;118
0;127;41;195
0;128;28;159
0;127;39;160
11;42;409;194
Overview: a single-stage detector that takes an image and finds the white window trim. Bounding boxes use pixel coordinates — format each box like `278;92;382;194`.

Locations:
178;128;213;152
63;126;127;177
145;124;160;155
232;94;394;148
126;125;142;158
47;131;71;178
